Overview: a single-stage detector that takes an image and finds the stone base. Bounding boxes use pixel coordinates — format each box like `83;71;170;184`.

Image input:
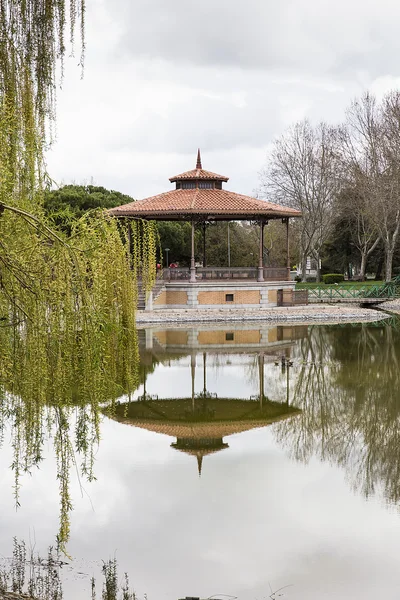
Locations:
152;281;295;310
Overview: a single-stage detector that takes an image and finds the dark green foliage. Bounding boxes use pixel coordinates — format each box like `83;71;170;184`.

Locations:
204;222;259;267
322;217;358;277
322;273;345;284
156;220;291;268
44;185;135;233
156;221;193;266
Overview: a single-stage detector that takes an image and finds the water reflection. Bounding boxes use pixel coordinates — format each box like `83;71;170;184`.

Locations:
2;318;400;597
114;340;301;475
111;324;305;476
118;319;400;509
276;318;400;504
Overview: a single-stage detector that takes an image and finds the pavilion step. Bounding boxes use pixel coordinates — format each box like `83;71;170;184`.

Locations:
137;279;165;311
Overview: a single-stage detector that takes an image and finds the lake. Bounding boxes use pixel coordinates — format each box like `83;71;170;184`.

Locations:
1;319;400;599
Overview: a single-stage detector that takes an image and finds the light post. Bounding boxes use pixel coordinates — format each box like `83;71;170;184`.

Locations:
164;247;170;268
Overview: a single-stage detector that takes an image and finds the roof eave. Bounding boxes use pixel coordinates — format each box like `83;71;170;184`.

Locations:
109;210;302;220
169;176;229;183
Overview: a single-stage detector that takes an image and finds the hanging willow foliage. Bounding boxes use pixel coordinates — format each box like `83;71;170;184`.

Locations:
0;1;157;553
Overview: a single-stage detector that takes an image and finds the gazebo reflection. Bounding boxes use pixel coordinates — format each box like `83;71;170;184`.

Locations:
112;326;303;474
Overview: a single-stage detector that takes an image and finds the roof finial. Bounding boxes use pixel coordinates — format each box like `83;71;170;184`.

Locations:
196;148;202;170
197;454;203;477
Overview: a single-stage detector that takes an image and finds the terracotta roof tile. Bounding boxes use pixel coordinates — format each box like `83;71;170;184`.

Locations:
169;168;229;182
109;188;301;219
113;418;293;438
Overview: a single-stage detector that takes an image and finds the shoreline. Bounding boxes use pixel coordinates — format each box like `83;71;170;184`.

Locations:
136;304;391;327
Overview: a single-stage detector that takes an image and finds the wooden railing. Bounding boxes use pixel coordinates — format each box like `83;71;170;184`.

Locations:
163;267;290;281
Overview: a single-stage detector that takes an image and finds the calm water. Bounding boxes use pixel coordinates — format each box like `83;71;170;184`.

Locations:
1;319;400;599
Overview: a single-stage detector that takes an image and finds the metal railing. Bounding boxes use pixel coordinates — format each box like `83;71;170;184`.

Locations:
162;267;290;281
277;289;308;306
307;279;400;301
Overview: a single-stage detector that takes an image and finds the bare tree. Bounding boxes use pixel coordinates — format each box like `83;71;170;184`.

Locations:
259;120;340;282
334;186;380;279
341;92;400;281
379;91;400;280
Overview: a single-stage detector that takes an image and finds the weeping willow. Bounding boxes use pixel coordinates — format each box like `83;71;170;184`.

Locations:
0;1;157;552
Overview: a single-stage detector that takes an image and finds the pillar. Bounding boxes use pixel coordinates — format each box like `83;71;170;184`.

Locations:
203;222;207;268
203;352;207;396
258;352;264;408
285;218;290;281
257;221;265;282
145;328;153;350
286;362;290;406
190;220;196;283
191;353;196;411
127;221;133;268
142;367;147;400
145;290;153;311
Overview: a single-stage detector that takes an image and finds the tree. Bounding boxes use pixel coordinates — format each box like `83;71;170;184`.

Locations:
44;184;135;233
259;120;340;282
333;186;380;279
204;222;259;267
0;0;157;552
340;92;400;281
156;221;194;266
379;91;400;280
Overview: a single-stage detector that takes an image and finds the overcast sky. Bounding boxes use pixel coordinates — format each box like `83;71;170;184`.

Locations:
46;0;400;200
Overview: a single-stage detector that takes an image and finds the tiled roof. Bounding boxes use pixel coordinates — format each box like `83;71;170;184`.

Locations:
169;168;229;182
109;188;301;219
114;418;289;438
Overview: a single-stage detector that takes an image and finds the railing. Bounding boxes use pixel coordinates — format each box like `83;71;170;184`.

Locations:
307;280;400;301
277;289;308;307
163;267;290;281
163;268;190;281
199;267;257;280
263;267;290;281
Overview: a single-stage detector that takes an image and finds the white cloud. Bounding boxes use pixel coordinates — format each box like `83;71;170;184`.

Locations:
46;0;400;201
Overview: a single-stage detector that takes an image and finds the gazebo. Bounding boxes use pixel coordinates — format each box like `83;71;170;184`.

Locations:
111;348;300;476
110;151;302;310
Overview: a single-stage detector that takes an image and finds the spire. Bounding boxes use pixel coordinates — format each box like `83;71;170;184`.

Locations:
196;148;202;170
197;454;203;477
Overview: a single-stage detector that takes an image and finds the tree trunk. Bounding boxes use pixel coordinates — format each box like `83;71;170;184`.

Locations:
301;254;308;282
347;263;352;280
315;253;321;283
360;252;367;281
375;254;384;280
385;248;394;281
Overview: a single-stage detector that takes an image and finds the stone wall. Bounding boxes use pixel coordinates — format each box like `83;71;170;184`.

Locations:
149;281;295;310
197;290;260;305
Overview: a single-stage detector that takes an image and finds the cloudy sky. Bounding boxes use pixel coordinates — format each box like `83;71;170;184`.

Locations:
46;0;400;200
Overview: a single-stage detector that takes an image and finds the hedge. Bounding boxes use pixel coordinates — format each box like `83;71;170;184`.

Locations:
322;273;345;284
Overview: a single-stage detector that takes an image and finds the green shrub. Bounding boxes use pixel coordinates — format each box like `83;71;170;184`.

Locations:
323;273;344;284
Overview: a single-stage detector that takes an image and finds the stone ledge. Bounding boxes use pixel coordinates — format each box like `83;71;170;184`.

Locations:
137;304;389;326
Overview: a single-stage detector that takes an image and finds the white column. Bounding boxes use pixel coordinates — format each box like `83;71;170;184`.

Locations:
145;328;153;350
145;291;153;311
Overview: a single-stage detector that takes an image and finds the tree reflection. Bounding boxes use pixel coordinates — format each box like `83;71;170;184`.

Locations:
0;321;142;552
275;318;400;504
